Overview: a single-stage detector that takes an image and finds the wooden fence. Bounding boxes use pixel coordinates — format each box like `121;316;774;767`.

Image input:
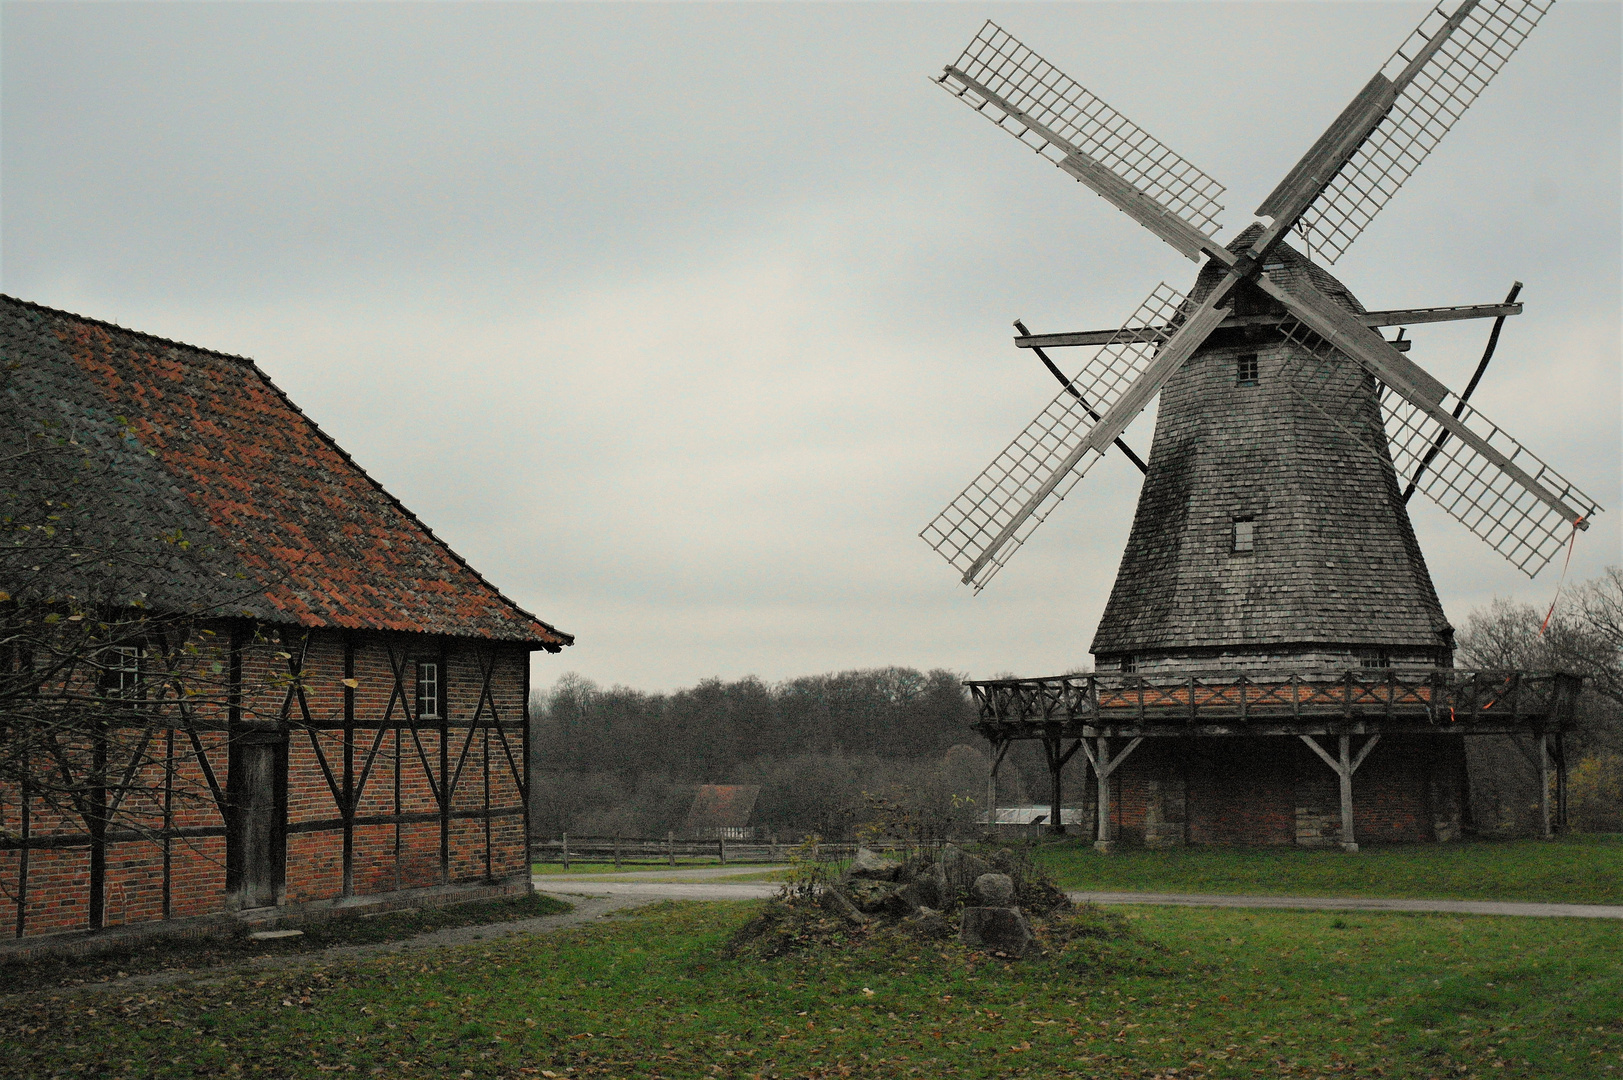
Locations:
529;835;924;870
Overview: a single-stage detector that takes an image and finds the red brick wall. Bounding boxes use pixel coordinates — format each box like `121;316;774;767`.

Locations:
1345;736;1445;844
2;623;531;938
4;849;91;935
1106;735;1463;847
1185;739;1299;845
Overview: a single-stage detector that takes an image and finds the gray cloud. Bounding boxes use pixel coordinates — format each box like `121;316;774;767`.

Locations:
4;2;1617;690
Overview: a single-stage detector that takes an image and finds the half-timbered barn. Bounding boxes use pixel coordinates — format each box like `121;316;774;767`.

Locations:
1;295;571;939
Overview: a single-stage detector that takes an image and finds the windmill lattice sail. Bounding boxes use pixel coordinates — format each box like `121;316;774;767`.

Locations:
1274;321;1601;577
924;7;1599;593
1289;0;1553;263
939;21;1225;259
921;283;1189;591
1380;390;1601;576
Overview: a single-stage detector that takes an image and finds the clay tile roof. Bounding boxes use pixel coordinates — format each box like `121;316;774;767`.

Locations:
682;785;761;833
1;295;571;649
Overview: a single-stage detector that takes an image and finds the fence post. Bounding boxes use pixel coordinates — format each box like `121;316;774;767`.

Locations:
614;834;621;870
719;835;727;865
562;833;570;871
667;831;675;867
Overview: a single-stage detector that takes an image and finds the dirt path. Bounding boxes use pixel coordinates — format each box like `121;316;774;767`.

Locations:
533;865;789;882
1068;890;1623;919
539;881;782;902
540;877;1623;918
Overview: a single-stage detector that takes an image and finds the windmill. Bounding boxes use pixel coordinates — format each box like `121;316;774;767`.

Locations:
920;1;1603;677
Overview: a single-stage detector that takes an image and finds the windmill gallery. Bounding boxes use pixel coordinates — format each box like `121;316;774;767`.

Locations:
920;2;1603;850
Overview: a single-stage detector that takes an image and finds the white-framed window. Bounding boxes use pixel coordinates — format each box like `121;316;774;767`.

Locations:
1120;655;1137;674
1233;516;1256;553
416;660;441;719
1236;353;1259;387
1359;650;1391;670
101;646;144;698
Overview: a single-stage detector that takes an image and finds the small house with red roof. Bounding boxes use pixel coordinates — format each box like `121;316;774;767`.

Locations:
682;785;761;841
1;296;571;939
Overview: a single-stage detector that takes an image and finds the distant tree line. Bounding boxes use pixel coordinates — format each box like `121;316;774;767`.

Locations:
529;568;1622;843
528;667;1042;841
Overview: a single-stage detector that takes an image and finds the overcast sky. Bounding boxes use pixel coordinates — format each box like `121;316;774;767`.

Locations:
4;1;1618;693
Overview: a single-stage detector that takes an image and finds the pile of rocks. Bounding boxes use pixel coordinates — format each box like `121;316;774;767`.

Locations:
817;844;1070;958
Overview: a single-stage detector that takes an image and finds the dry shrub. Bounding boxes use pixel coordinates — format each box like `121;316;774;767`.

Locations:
1569;753;1623;832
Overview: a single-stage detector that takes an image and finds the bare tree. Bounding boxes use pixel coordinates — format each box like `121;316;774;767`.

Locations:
1454;570;1623;833
1567;568;1623;706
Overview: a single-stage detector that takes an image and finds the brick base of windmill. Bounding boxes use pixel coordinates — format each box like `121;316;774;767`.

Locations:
970;668;1579;850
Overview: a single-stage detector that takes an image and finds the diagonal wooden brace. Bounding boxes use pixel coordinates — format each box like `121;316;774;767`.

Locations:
1086;735;1144;851
1300;733;1381;851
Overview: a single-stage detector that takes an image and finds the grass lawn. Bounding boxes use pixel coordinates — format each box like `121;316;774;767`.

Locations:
6;899;1620;1079
1036;834;1623;905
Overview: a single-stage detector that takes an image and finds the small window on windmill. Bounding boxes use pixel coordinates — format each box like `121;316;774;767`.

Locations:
1120;655;1137;674
1359;650;1390;670
416;660;441;719
1232;516;1255;553
1236;353;1260;387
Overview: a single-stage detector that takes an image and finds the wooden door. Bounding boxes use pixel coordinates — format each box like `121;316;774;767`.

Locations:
231;736;285;909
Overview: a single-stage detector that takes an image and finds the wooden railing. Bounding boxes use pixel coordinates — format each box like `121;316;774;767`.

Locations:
966;669;1583;727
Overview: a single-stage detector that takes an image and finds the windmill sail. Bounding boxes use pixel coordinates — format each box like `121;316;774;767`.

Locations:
921;283;1190;590
1263;277;1601;576
1274;0;1553;263
939;21;1226;260
923;8;1598;593
1381;391;1601;575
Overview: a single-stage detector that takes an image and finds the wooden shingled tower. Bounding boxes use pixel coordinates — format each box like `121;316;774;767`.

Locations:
918;2;1604;849
1090;227;1453;674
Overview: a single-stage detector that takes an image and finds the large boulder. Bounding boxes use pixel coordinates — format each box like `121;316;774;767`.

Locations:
895;879;939;912
959;906;1036;957
973;873;1015;906
818;885;871;926
903;905;952;940
845;847;903;882
937;845;996;898
845;878;903;913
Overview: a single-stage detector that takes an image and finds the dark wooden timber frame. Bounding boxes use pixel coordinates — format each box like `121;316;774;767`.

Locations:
971;668;1581;851
4;624;531;937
